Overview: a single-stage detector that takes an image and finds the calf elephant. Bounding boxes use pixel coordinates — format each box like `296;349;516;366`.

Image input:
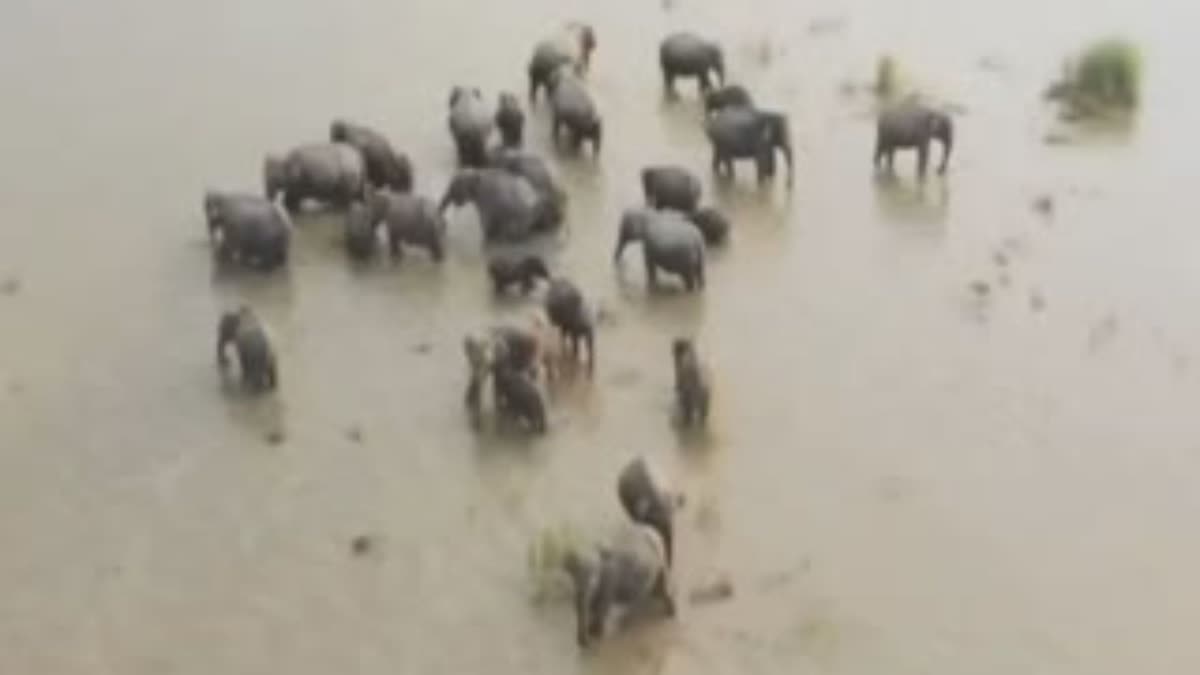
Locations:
660;32;725;96
368;190;446;261
488;255;550;295
688;207;730;246
216;306;278;392
704;84;754;114
617;457;678;566
705;106;794;185
562;523;675;648
329;119;413;192
528;22;597;102
548;68;602;156
642;165;702;214
463;322;555;414
545;278;595;371
440;168;558;243
495;92;525;149
204;191;291;270
448;86;495;168
614;208;706;292
491;362;547;433
874;102;954;178
264;142;367;212
672;338;711;426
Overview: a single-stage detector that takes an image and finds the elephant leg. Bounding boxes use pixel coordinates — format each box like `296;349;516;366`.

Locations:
644;253;658;289
710;150;722;176
283;192;301;213
550;115;562;147
428;236;444;262
873;137;887;170
917;142;929;179
699;72;713;93
662;68;676;97
528;74;539;103
653;572;676;617
695;258;706;290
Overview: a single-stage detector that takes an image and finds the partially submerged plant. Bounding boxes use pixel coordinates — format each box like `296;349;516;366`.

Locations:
1046;38;1141;120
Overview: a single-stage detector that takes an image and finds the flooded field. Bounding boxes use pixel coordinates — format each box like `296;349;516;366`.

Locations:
3;1;1200;673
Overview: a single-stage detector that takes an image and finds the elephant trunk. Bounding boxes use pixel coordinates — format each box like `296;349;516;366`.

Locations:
938;118;954;173
613;229;631;263
263;156;284;201
711;48;726;86
614;210;645;263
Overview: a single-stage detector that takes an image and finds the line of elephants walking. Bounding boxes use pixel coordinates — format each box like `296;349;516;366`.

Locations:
206;21;955;649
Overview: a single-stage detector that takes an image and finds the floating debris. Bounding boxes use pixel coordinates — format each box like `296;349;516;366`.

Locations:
1088;314;1120;352
0;277;20;296
689;575;735;605
969;280;991;297
993;251;1010;268
1033;194;1055;216
346;425;364;444
412;342;433;355
807;16;847;36
350;534;375;557
1030;291;1046;312
1043;131;1074;145
265;429;286;445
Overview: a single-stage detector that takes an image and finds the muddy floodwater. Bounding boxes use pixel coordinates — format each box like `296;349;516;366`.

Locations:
4;0;1200;672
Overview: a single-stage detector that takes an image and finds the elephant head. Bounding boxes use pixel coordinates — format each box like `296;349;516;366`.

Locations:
202;191;224;234
757;111;794;183
613;208;652;262
262;155;286;201
216;306;250;368
926;110;953;173
329;119;350;144
439;170;481;213
566;22;597;71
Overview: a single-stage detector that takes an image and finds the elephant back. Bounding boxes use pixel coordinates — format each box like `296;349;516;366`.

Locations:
606;522;667;603
705;106;761;153
450;94;494;137
660;32;708;65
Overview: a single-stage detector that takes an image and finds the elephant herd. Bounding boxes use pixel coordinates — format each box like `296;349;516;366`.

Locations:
205;21;954;648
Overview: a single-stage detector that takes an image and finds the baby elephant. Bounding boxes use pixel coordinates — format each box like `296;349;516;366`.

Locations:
216;306;278;392
368;191;446;262
688;207;730;246
672;338;711;426
642;165;702;214
491;361;547;433
495;92;525;149
488;255;549;295
617;456;678;566
703;84;754;114
562;522;675;648
545;277;596;372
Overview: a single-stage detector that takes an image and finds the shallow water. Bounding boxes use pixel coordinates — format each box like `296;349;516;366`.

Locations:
3;1;1200;673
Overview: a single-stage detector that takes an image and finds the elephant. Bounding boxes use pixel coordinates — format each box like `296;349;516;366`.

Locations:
495;92;525;149
439;168;558;243
329;119;413;192
448;86;495;168
642;165;702;214
704;84;754;114
264;142;367;212
463;323;555;414
688;207;730;245
203;191;291;270
528;22;597;103
617;456;677;567
562;522;675;648
216;306;278;392
344;201;380;261
672;338;711;426
491;362;547;433
705;106;794;185
367;190;446;261
614;208;706;292
545;277;595;371
488;255;550;295
487;148;567;225
874;102;954;178
548;67;602;156
660;32;725;96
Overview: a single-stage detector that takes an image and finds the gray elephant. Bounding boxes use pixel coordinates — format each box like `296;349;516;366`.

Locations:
329;119;413;192
217;306;278;392
488;255;550;295
660;32;725;96
487;148;567;226
204;191;291;270
344;201;380;261
495;92;525;149
688;207;730;245
642;165;702;214
672;338;710;426
547;67;602;156
874;102;954;178
463;325;548;414
545;277;595;371
367;190;446;261
491;361;547;433
704;84;754;114
562;522;675;648
617;457;677;567
264;142;367;212
448;86;495;168
705;107;794;185
614;208;706;292
439;168;557;243
528;22;597;102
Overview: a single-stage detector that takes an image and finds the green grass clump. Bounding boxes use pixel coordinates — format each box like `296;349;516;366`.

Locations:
1048;38;1141;119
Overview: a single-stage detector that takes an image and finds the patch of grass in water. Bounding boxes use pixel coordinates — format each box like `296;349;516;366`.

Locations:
1047;38;1141;121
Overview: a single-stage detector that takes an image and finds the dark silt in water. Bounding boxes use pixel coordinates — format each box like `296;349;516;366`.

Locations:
2;1;1200;673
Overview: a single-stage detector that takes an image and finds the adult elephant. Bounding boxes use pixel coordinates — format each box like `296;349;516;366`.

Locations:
548;68;602;156
216;306;278;392
614;208;706;292
705;106;794;185
263;142;367;212
330;119;413;193
367;190;446;261
660;32;725;96
204;191;291;270
874;102;954;178
447;86;494;168
439;168;557;243
617;457;678;566
528;22;597;103
488;148;567;226
642;165;702;214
